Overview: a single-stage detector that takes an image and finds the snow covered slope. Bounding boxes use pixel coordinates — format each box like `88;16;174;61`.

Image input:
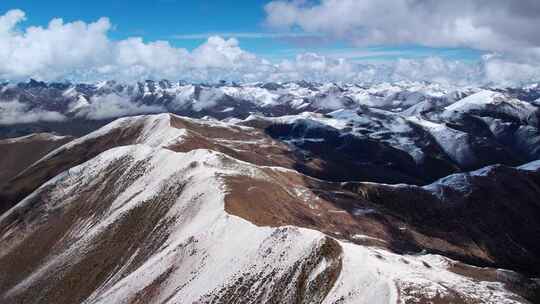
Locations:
443;90;538;122
1;113;540;303
0;80;536;127
2;80;539;180
0;132;73;204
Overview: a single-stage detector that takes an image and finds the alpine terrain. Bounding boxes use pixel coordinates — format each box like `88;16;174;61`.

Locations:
1;80;540;304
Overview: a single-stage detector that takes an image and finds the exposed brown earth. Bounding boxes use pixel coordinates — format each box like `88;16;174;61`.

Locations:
223;164;540;302
1;114;539;303
0;155;183;304
0;142;350;304
0;122;146;214
168;115;297;169
224;164;540;279
0;133;72;188
3;115;540;278
353;166;540;276
224;172;394;248
199;236;343;304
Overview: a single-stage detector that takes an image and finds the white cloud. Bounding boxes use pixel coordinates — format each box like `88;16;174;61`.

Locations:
483;57;540;86
111;38;189;79
172;32;321;40
0;10;111;80
264;0;540;58
0;9;539;86
75;94;166;120
272;53;357;82
0;100;66;125
193;87;224;111
0;10;260;81
391;57;484;86
191;36;257;69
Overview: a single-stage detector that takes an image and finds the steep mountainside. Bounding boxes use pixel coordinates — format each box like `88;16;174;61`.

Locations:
1;113;539;303
2;81;539;183
0;133;73;190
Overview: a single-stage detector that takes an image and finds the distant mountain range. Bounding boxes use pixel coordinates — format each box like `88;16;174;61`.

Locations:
2;80;539;183
1;79;539;126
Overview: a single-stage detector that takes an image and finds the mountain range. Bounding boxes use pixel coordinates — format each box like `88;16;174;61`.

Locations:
1;80;540;303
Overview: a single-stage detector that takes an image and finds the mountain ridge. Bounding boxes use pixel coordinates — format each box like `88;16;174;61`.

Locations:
1;113;539;303
1;82;540;303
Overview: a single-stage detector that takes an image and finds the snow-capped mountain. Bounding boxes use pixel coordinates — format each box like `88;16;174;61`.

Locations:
1;79;538;124
1;81;540;303
1;113;539;303
1;80;539;177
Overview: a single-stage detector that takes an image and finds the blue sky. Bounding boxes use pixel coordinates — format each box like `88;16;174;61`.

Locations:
0;0;269;39
0;0;484;63
1;0;538;85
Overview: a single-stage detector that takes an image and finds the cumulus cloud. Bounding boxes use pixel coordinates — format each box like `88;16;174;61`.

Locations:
191;36;257;69
0;10;112;80
0;8;539;86
172;32;321;40
483;57;540;86
273;53;356;82
193;87;225;111
0;9;258;81
110;38;189;79
390;57;484;86
264;0;540;57
75;94;166;120
0;100;66;125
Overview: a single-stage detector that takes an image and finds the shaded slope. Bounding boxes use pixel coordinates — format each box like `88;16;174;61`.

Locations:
0;113;539;303
0;133;73;189
0;142;531;304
